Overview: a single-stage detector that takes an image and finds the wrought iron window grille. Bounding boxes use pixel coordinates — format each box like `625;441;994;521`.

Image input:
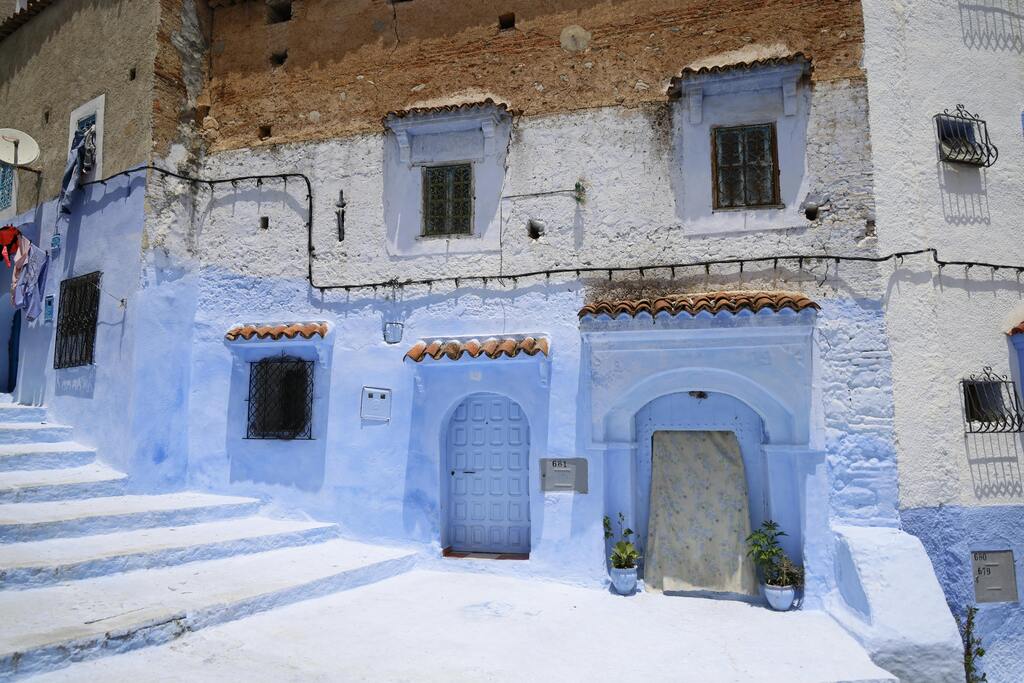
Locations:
54;271;101;369
0;163;13;211
246;355;314;440
934;105;998;168
422;163;473;236
961;367;1024;434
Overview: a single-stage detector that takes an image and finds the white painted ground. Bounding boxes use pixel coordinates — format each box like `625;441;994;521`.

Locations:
34;570;895;682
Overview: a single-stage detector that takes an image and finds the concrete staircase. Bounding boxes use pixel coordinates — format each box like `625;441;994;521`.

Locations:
0;402;418;681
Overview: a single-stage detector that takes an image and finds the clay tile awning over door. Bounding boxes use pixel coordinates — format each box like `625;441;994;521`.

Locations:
225;321;329;342
578;291;820;320
405;336;549;363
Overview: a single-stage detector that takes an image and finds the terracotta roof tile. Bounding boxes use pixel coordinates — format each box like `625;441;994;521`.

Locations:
1009;323;1024;336
667;53;811;97
383;98;512;125
578;291;819;319
0;0;57;42
405;336;549;363
225;321;329;342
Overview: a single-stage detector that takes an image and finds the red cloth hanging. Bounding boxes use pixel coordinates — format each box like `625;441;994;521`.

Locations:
0;226;21;268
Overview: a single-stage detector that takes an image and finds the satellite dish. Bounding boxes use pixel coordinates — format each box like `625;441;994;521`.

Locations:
0;129;40;166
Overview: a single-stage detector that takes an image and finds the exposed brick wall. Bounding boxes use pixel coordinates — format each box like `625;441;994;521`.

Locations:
200;0;866;151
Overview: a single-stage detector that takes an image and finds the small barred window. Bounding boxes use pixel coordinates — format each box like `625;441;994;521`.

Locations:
712;123;781;210
247;356;314;440
54;272;101;369
423;164;473;236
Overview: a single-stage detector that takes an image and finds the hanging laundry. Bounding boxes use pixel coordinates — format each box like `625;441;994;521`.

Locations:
56;125;96;228
0;225;21;267
11;234;48;322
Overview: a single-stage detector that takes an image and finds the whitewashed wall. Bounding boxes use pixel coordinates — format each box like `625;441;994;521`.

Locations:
864;0;1024;511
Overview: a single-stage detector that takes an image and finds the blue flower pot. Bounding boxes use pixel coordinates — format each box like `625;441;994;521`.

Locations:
610;567;638;595
763;584;796;611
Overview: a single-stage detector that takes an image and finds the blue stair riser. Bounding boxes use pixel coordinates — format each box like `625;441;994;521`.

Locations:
0;500;263;544
0;524;342;590
0;449;96;472
0;478;128;504
0;427;75;446
0;553;418;681
0;408;47;424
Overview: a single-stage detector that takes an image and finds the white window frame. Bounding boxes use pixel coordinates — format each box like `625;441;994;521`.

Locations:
67;94;105;182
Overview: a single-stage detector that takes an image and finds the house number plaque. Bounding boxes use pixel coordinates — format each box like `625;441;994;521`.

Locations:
540;458;588;493
972;550;1018;603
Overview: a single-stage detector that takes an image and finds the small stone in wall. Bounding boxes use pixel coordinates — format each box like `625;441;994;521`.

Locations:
308;111;321;124
560;25;592;53
634;80;650;91
410;84;426;93
534;82;545;92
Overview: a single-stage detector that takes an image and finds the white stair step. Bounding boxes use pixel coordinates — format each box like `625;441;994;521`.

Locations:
0;442;96;472
0;406;47;423
0;463;128;503
0;516;340;589
0;492;262;543
0;538;418;679
0;423;74;445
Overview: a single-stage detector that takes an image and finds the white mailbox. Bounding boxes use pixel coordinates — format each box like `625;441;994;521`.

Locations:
972;550;1018;603
540;458;588;493
360;387;392;421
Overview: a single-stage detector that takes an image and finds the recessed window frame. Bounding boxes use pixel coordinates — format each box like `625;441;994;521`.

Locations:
246;355;315;440
421;163;474;237
67;95;105;182
711;122;782;211
961;367;1024;434
54;271;101;370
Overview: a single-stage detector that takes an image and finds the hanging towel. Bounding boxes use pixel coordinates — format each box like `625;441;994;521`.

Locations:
56;125;96;228
12;236;48;322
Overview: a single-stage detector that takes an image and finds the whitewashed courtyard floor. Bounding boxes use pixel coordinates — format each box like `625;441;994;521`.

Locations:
33;569;895;682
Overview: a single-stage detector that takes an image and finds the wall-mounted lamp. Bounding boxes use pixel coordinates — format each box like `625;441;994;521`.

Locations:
383;321;404;345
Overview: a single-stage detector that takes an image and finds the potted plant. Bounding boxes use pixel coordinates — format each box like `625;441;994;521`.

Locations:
746;519;805;611
604;512;640;595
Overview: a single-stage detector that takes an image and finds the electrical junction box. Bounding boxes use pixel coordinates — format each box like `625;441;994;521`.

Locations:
540;458;588;493
360;387;392;421
972;550;1018;603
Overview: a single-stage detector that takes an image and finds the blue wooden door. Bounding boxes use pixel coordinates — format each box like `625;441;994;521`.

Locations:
446;393;530;554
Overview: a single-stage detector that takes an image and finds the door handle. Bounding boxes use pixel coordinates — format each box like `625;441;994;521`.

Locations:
462;470;477;474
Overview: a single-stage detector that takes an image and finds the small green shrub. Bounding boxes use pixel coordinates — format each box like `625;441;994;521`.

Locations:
959;605;987;682
745;519;804;588
603;512;639;569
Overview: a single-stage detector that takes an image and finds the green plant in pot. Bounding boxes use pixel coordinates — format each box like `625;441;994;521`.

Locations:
746;520;804;611
604;513;640;595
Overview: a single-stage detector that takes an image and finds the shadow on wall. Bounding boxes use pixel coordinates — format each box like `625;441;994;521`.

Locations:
960;0;1024;52
937;163;990;225
966;434;1024;499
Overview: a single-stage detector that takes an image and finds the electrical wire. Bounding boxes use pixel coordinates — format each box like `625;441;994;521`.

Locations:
80;165;1024;295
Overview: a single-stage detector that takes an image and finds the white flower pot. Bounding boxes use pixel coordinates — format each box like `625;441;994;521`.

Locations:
763;584;796;611
610;567;638;595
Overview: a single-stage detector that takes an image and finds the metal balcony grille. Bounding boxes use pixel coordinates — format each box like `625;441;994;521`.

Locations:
54;271;101;369
961;367;1024;434
423;164;472;236
246;356;314;439
934;105;998;167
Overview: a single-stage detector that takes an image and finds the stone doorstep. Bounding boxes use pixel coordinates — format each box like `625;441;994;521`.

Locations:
0;538;419;680
0;516;340;588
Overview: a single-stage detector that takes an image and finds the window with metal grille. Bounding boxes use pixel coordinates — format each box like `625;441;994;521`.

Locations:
54;272;101;369
961;367;1024;433
246;356;314;439
712;123;781;210
934;105;998;167
0;163;12;211
423;164;472;236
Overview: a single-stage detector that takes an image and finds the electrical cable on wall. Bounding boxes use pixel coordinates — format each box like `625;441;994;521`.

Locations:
82;165;1024;296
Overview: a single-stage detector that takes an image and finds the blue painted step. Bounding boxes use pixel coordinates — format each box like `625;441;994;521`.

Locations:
0;423;74;446
0;463;128;503
0;442;96;472
0;406;47;424
0;493;262;543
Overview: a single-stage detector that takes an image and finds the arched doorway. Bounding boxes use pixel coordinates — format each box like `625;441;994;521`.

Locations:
635;391;765;597
444;392;530;555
